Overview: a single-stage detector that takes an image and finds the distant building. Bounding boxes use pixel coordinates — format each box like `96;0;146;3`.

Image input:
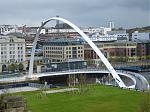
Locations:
137;42;147;59
89;33;117;42
20;25;45;37
89;30;129;42
24;36;43;69
132;31;150;41
44;22;112;39
45;27;88;37
0;35;26;72
0;25;21;35
136;41;150;59
107;30;129;41
146;42;150;56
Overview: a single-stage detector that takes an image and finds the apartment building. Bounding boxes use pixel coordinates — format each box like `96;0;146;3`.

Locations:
0;35;26;72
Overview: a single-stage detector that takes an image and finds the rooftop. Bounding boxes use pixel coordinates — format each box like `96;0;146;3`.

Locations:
42;38;84;46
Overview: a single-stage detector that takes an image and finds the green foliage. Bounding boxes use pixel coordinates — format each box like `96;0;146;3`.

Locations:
77;74;89;95
146;55;150;60
87;60;93;65
8;63;16;73
7;63;24;73
109;56;129;62
18;63;24;72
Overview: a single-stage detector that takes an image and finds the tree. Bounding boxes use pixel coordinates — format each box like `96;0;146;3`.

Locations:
78;74;89;95
118;27;124;30
87;60;93;66
14;63;19;71
146;55;150;60
18;63;24;72
8;64;15;73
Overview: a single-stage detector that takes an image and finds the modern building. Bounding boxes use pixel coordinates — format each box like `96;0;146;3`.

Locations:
107;30;129;41
89;33;117;42
132;31;150;41
0;35;26;72
84;41;137;65
42;38;86;71
0;25;18;34
89;30;129;42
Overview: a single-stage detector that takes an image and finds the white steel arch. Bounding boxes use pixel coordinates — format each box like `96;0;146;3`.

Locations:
28;17;126;88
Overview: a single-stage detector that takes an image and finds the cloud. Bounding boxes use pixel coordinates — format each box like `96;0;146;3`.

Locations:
116;0;149;11
0;0;149;28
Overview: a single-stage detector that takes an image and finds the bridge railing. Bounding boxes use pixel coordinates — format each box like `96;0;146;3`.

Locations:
36;68;108;74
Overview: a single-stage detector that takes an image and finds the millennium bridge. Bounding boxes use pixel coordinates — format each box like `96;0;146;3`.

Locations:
0;17;149;91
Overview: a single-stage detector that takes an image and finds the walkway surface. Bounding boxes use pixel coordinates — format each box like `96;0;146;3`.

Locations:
45;88;78;94
0;87;78;95
0;87;39;94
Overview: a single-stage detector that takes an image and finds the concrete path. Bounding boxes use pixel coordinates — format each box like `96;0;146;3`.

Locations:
45;88;78;94
0;87;78;95
0;87;39;94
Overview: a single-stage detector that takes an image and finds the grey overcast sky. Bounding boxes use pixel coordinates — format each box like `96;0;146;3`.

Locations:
0;0;149;28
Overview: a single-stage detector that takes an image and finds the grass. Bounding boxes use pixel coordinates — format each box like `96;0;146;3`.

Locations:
14;85;146;112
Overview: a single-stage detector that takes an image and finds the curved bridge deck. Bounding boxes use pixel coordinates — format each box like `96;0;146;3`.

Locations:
0;69;149;91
